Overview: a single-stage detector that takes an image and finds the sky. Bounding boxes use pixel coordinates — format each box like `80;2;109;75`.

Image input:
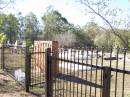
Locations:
5;0;130;27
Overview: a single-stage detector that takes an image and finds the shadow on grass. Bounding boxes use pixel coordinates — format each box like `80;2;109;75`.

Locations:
56;73;102;89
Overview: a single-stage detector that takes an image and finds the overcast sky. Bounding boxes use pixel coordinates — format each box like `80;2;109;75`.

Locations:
5;0;130;26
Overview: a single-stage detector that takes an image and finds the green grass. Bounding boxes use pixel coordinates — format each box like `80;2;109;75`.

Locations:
29;85;45;95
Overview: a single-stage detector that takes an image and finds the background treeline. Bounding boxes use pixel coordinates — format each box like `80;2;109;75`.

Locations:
0;8;130;48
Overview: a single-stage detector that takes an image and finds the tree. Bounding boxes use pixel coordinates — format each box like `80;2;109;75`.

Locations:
74;26;93;46
113;29;130;48
42;8;94;47
24;12;40;46
0;13;19;43
83;21;100;42
42;9;72;40
78;0;130;48
16;12;25;41
94;31;114;47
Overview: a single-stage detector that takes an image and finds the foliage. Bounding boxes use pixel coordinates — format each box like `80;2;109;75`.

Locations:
0;13;19;44
129;39;130;49
24;12;40;45
0;33;7;44
25;39;32;47
42;8;95;47
94;32;114;47
83;21;99;41
16;12;25;40
113;29;130;48
74;27;93;47
0;5;129;49
42;9;72;40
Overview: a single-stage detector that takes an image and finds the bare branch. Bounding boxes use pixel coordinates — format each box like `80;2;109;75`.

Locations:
79;0;129;48
0;0;14;10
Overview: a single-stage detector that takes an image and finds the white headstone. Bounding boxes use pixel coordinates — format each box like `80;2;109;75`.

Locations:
14;69;25;81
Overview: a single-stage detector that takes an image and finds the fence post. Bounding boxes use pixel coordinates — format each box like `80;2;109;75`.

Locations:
25;46;31;92
1;44;4;70
102;66;111;97
45;48;53;97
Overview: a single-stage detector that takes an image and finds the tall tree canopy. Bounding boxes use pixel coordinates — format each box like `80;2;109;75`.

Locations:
24;12;40;46
83;21;100;41
42;9;72;39
0;13;19;43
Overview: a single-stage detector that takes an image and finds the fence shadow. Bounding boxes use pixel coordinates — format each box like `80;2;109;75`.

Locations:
56;73;102;88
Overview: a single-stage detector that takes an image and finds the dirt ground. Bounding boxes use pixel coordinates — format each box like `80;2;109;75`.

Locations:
0;71;37;97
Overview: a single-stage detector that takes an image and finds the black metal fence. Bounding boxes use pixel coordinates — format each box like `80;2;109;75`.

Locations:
0;45;26;86
28;50;46;95
0;45;130;97
0;45;47;95
46;47;130;97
